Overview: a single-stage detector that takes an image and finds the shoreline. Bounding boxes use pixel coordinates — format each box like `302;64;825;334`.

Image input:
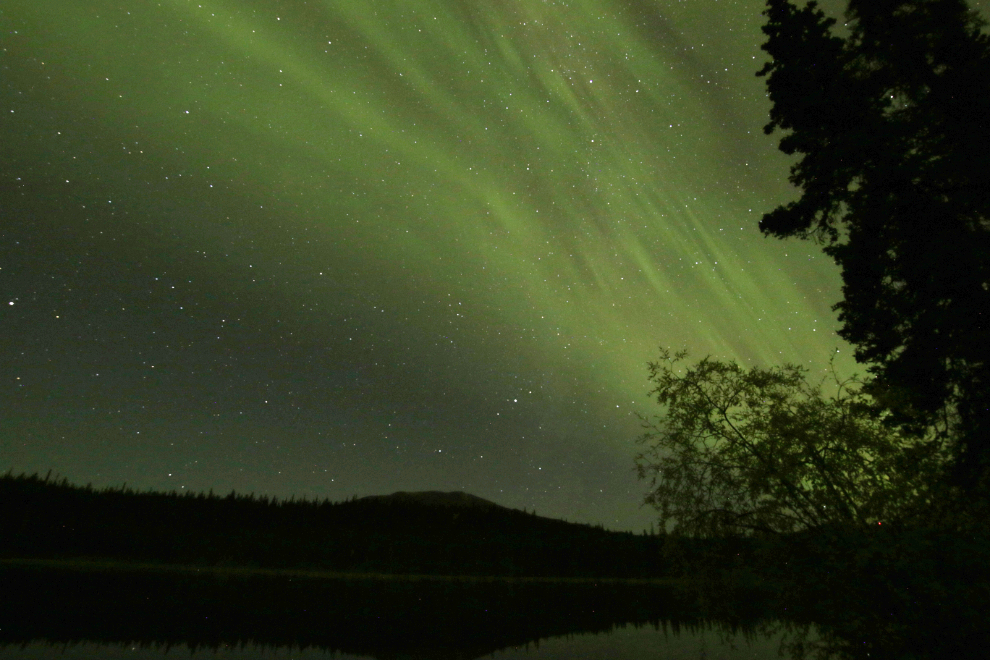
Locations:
0;557;693;586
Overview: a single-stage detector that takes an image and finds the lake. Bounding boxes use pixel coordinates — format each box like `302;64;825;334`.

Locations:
2;556;985;660
0;562;817;660
1;622;797;660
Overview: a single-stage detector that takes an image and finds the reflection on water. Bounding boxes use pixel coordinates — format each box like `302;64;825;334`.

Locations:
7;549;989;660
495;623;791;660
2;622;794;660
1;562;802;660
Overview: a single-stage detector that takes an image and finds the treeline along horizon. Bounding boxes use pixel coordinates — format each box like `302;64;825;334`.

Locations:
2;472;682;578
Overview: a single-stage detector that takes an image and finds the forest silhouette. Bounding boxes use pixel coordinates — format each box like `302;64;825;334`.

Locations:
4;470;989;659
2;471;681;579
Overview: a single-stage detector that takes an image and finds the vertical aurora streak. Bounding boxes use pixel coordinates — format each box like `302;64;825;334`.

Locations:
0;0;901;529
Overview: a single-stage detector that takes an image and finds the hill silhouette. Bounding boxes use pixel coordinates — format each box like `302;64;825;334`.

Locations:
357;490;508;511
2;472;672;579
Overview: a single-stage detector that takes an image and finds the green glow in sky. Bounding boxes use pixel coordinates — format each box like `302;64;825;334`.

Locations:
2;0;874;529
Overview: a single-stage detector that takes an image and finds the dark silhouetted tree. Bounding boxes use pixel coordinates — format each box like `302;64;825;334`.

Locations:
635;350;950;537
756;0;990;495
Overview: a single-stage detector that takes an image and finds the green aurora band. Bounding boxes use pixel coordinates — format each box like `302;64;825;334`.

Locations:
2;0;880;527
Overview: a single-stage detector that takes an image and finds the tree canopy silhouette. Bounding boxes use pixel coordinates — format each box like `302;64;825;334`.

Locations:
756;0;990;494
634;350;949;537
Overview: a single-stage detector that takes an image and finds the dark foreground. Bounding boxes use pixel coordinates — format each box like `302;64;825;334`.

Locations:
0;559;745;660
3;473;989;659
2;540;988;660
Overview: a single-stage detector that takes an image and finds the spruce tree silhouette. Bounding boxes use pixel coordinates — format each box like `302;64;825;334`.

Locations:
756;0;990;498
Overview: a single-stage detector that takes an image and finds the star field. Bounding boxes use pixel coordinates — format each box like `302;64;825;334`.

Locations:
1;0;933;531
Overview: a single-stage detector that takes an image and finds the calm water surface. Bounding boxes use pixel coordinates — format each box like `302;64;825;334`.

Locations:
1;623;795;660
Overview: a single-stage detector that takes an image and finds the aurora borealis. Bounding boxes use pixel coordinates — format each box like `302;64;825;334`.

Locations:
1;0;931;531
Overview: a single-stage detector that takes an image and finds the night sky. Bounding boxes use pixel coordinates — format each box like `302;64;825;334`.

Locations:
7;0;977;532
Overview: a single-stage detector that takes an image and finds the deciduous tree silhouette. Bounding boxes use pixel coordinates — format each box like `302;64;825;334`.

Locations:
635;350;949;537
756;0;990;495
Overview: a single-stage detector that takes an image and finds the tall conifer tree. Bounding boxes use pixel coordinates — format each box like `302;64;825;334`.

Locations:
757;0;990;496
